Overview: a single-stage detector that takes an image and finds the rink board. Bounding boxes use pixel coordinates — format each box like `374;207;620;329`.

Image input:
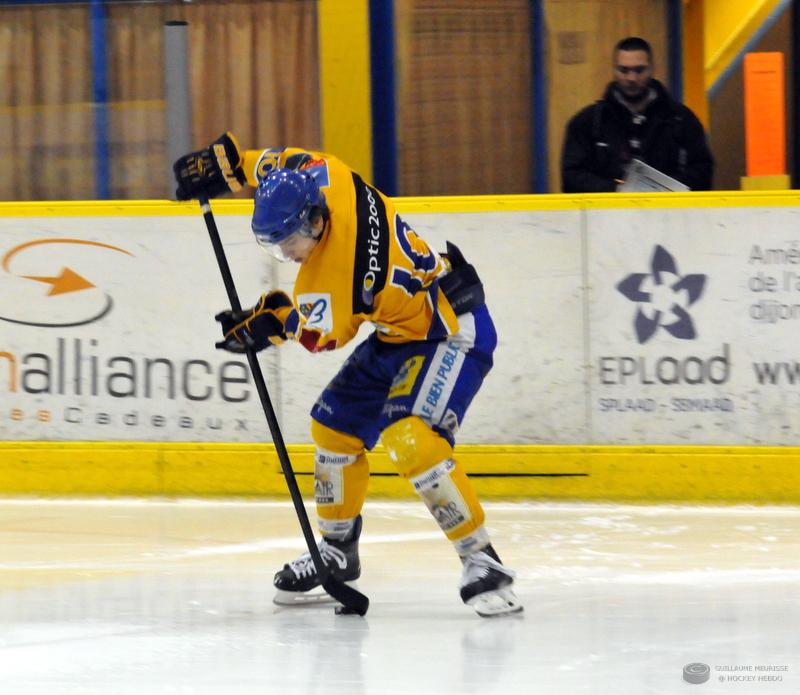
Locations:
1;193;800;500
1;441;799;502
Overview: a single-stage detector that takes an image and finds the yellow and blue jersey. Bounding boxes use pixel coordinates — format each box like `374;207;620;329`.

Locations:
241;147;460;353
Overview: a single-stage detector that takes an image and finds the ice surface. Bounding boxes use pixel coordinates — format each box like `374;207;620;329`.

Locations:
1;499;798;694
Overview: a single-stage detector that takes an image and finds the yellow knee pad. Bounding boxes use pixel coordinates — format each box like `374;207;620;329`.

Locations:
310;420;369;533
381;417;486;551
379;415;453;476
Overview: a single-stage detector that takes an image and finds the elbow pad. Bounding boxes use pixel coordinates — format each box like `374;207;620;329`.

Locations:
439;241;485;315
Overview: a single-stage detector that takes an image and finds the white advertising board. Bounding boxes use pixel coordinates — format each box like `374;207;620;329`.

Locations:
0;214;271;442
2;202;799;445
0;209;585;444
588;206;800;445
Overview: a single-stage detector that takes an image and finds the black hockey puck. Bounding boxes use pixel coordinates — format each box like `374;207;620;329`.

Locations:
334;605;361;616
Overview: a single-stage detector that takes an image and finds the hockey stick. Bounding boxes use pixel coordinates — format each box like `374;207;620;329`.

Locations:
197;195;369;616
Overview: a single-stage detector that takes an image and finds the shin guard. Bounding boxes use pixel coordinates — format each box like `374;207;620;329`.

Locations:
381;417;487;554
310;420;369;537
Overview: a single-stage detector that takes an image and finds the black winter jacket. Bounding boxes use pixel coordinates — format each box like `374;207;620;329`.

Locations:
560;79;714;192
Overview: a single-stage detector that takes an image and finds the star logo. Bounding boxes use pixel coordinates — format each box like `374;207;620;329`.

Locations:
616;245;707;344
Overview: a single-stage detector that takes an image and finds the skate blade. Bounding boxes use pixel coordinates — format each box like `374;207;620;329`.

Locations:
273;581;359;607
467;586;524;618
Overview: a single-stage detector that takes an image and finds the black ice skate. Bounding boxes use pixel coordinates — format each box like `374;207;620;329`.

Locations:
459;544;523;617
273;515;362;605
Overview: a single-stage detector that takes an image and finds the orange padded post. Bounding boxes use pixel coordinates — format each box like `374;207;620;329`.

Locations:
742;52;788;189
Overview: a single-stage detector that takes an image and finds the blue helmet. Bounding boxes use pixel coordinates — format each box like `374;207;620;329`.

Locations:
251;169;327;245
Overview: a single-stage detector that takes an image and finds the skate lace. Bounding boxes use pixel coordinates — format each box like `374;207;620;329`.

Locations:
288;540;348;580
460;551;516;587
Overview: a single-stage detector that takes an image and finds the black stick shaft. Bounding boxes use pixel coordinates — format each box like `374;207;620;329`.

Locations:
197;196;368;614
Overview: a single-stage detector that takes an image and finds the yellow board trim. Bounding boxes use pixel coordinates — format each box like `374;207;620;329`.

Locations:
5;191;800;219
317;0;373;181
1;441;799;503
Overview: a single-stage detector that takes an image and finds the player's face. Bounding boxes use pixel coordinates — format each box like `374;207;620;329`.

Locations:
276;233;318;263
614;49;652;101
271;215;325;263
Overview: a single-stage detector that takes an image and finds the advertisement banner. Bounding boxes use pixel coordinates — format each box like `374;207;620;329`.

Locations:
0;208;586;444
0;214;278;442
588;206;800;444
3;202;799;446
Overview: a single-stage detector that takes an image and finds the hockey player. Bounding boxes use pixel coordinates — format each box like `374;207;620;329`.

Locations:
173;133;522;617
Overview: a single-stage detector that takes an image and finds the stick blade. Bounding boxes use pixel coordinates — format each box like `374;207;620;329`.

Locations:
323;576;369;616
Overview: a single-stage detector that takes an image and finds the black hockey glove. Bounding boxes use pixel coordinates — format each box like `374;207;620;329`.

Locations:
214;291;295;353
439;241;485;315
173;131;246;201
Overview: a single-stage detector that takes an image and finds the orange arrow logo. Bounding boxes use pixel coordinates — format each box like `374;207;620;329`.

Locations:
2;238;133;298
0;238;134;328
22;267;96;296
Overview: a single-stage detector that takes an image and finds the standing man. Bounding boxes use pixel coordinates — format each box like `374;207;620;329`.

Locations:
172;135;523;617
561;36;713;192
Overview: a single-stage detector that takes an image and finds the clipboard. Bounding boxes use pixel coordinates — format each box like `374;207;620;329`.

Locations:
617;159;690;192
